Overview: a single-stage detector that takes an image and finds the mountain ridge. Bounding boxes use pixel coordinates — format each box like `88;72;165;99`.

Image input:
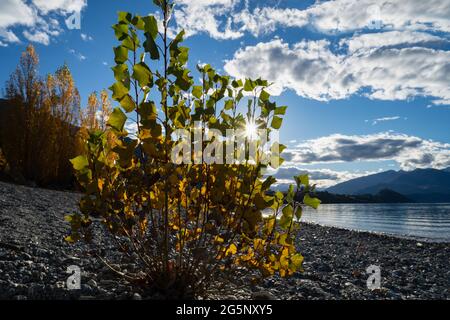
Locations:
327;168;450;203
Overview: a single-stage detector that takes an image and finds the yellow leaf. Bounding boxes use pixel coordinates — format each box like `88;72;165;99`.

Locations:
97;178;104;192
291;253;304;269
225;243;237;256
214;236;224;243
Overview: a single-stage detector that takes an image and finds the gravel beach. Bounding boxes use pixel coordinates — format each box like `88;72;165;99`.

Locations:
0;181;448;300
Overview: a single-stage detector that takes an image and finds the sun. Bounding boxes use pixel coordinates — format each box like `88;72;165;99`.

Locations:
245;119;259;141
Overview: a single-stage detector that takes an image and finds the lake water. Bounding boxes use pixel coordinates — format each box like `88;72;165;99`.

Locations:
299;203;450;242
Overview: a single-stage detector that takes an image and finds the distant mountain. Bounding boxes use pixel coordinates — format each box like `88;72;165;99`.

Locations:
326;170;402;195
327;168;450;203
316;188;412;204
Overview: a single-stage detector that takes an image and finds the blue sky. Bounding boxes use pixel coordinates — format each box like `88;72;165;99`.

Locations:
1;0;449;188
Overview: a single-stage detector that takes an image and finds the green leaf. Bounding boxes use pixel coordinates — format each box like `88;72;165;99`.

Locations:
143;16;158;39
256;78;269;87
112;23;128;41
224;100;234;110
118;12;132;23
275;106;288;115
295;174;309;187
70;155;88;171
113;139;137;168
275;191;284;200
144;35;159;60
260;90;270;102
174;68;192;91
192;86;203;99
232;79;243;88
119;94;136;113
303;194;321;209
112;64;129;82
294;206;302;220
177;47;189;65
138;102;157;121
108;107;127;131
169;31;187;64
271;116;283;129
132;62;153;88
122;34;139;51
279;205;293;229
254;193;269;210
291;254;304;269
262;176;276;190
114;46;128;64
244;79;255;92
109;81;129;101
132;15;145;30
243;209;261;230
286;185;295;203
278;233;291;246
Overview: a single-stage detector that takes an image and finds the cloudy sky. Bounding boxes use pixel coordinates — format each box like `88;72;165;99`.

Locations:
1;0;449;188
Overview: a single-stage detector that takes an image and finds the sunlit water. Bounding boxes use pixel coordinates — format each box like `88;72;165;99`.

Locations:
297;203;450;242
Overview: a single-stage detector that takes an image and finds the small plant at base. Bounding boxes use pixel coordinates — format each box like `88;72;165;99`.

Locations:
66;0;321;298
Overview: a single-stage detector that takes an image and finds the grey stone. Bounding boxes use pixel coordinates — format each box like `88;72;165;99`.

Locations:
251;291;277;300
132;293;142;300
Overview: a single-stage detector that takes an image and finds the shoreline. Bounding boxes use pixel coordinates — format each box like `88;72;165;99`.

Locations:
299;220;450;244
0;181;448;300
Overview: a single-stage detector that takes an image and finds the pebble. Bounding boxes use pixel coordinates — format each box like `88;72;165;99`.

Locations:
0;181;448;300
87;279;98;288
132;293;142;300
251;291;277;300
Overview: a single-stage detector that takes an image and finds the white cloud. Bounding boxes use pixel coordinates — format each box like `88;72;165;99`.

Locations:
169;1;308;39
0;29;21;43
169;0;450;39
234;7;308;36
266;166;380;189
171;1;450;105
367;116;402;125
224;39;345;98
124;120;138;137
32;0;86;14
307;0;450;33
170;0;242;40
69;48;86;61
0;0;35;29
0;0;35;44
432;99;450;106
80;33;93;41
224;38;450;105
23;30;50;45
283;132;450;171
341;31;445;54
0;0;86;46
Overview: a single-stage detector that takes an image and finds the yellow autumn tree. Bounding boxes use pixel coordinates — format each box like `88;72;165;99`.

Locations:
0;45;84;187
1;45;41;181
80;90;112;132
39;64;82;185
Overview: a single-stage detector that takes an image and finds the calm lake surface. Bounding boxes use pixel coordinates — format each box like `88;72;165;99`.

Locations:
299;203;450;242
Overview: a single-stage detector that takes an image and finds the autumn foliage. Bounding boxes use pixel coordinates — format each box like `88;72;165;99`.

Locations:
66;0;320;299
0;45;111;187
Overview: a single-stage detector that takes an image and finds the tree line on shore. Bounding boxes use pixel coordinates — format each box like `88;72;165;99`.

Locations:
0;45;111;188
